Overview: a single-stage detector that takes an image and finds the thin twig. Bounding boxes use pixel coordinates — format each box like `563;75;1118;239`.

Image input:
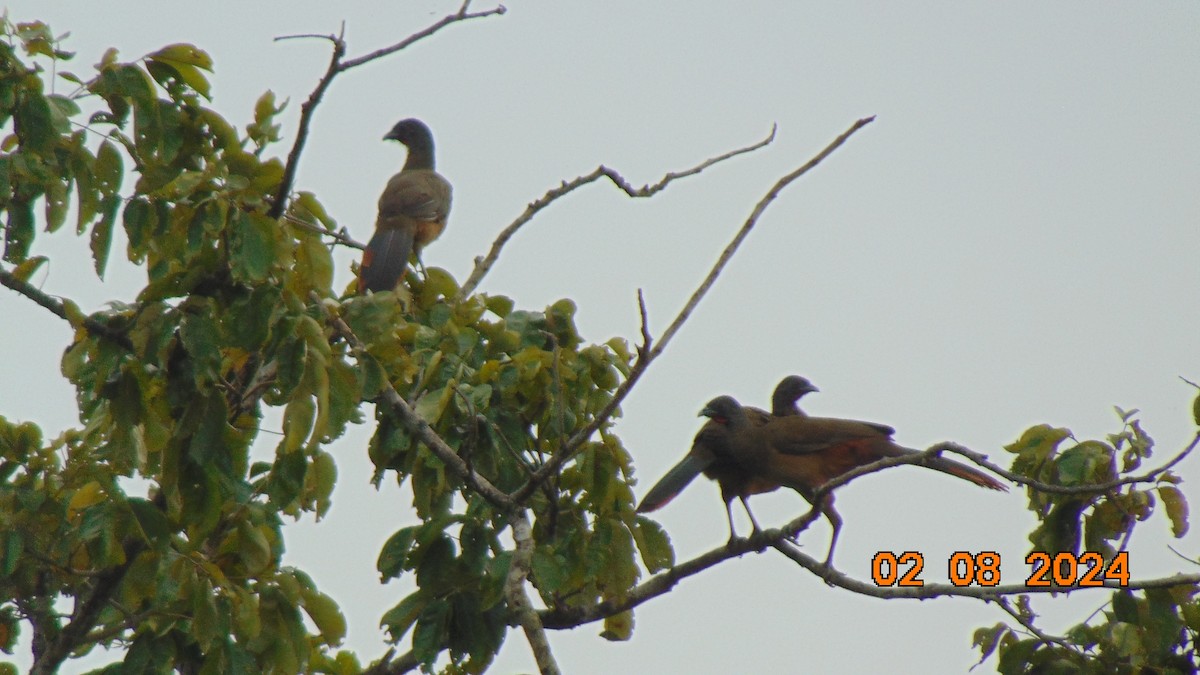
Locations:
0;267;133;350
510;116;876;504
941;433;1199;496
636;289;651;356
269;5;504;219
994;596;1079;651
457;125;777;299
282;214;365;250
363;648;420;675
339;4;507;72
268;30;346;219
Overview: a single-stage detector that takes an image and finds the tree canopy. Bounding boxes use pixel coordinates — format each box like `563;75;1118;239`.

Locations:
1;10;1199;675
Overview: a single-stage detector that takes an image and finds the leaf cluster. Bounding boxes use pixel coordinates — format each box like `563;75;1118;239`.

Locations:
973;402;1199;673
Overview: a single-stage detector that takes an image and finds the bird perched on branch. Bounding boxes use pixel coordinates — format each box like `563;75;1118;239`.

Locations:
358;118;453;294
772;374;896;436
636;375;818;540
697;395;1007;565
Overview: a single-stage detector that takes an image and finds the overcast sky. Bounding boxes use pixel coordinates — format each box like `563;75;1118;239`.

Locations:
3;2;1199;673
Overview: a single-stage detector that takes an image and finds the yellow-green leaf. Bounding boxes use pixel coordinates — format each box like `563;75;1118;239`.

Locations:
1158;485;1189;537
10;256;47;282
282;395;315;454
67;481;105;518
301;587;346;645
601;609;633;641
147;43;213;70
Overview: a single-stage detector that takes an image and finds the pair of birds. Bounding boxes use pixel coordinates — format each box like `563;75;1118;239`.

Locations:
636;376;1007;565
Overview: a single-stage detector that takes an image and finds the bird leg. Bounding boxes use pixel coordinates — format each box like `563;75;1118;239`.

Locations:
739;496;763;535
724;499;740;545
819;495;842;568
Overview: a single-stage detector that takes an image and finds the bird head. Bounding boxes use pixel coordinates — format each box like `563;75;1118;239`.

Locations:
699;395;743;426
384;118;434;147
777;375;818;399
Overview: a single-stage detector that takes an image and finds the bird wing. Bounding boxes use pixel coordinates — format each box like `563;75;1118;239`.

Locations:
378;170;452;224
767;417;894;456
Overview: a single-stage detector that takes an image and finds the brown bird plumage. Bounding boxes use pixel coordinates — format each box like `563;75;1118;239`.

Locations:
637;375;817;540
699;395;1007;565
358;118;452;294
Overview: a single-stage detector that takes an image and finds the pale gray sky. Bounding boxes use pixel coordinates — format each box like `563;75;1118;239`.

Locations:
3;2;1199;672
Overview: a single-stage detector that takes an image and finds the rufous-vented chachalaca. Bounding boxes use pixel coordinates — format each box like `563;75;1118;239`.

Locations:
773;375;896;435
699;395;1007;565
358;118;453;294
636;375;818;540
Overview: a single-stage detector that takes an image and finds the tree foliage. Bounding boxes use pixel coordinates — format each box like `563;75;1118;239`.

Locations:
0;14;1198;675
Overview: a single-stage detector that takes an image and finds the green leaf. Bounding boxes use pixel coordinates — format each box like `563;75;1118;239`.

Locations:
530;547;568;593
601;610;633;642
90;194;120;278
44;179;68;233
972;622;1010;667
145;44;213;99
1109;621;1143;659
632;517;673;572
147;43;213;69
15;91;54;150
237;521;272;573
128;497;170;540
381;591;429;642
485;294;514;318
192;578;220;649
229;211;276;283
300;587;346;645
1157;485;1189;537
412;601;451;666
282;395;315;454
94;140;123;194
291;191;334;230
46;94;79;132
3;198;34;263
0;531;23;577
308;449;337;520
10;256;46;283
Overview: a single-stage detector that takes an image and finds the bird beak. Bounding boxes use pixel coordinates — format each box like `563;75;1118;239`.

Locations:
808;384;820;394
698;406;713;418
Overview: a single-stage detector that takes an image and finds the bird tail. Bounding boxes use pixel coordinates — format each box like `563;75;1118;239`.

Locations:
359;225;415;294
636;451;715;513
923;455;1008;491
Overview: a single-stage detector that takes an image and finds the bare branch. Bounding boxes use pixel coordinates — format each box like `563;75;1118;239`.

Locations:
636;289;652;355
770;542;1200;599
541;513;1200;630
313;295;514;511
282;213;366;250
268;32;345;219
273;32;341;44
994;596;1079;652
510;116;876;504
0;267;133;350
539;534;768;628
457;125;777;299
339;4;507;72
269;6;503;219
506;513;561;675
30;540;144;675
